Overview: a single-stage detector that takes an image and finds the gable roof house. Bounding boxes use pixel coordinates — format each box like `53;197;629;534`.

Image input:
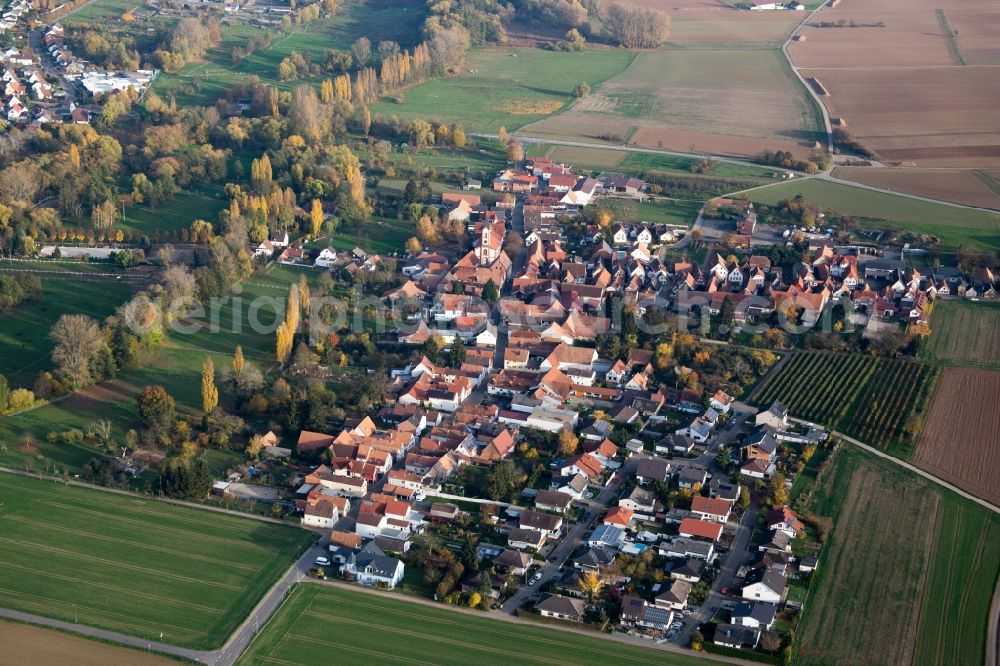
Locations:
756;400;788;430
340;542;405;588
536;594;586;622
519;509;564;537
766;505;806;538
690;496;732;524
732;601;777;630
678;518;724;542
635;457;672;485
742;567;786;603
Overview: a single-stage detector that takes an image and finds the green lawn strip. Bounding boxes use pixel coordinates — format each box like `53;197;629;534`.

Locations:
742;179;1000;252
0;473;313;649
239;584;713;666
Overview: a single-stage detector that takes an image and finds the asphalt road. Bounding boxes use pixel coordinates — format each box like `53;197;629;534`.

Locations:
500;456;641;614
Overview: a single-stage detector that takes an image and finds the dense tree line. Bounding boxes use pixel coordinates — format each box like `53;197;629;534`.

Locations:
605;3;670;48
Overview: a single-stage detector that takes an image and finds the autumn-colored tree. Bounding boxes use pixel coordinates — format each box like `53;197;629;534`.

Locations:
595;208;613;228
310;199;323;237
201;356;218;415
506;140;524;163
91;199;118;229
251;154;272;192
319;78;334;104
405;236;422;255
557;425;579;456
416;215;438;244
361;105;372;135
497;126;508;145
246;433;266;458
115;229;124;242
285;284;300;334
298;274;311;323
275;321;293;364
452;124;466;147
578;570;604;602
232;344;245;375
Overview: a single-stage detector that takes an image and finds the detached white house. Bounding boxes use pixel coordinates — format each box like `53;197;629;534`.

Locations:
340;542;405;588
314;247;338;268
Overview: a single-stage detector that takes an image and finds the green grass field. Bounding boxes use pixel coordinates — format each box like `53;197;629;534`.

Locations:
921;300;1000;368
796;445;1000;666
743;179;1000;252
122;184;229;236
0;472;314;649
599;198;702;228
238;584;712;666
0;265;135;386
369;48;637;133
0;264;314;474
153;0;429;107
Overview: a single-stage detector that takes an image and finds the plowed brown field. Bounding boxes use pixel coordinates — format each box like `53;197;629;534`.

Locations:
0;622;178;666
788;0;1000;167
914;367;1000;507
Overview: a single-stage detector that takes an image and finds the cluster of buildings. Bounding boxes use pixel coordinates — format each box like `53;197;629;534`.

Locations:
44;23;155;100
713;503;816;650
0;0;31;35
1;64;53;122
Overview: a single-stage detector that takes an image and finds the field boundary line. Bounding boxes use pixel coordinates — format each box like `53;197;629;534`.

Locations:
792;419;1000;514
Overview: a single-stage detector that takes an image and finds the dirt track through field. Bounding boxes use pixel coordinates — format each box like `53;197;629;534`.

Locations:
914;367;1000;506
0;621;178;666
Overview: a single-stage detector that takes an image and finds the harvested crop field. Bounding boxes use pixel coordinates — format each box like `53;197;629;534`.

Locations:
922;300;1000;367
787;0;1000;167
914;367;1000;507
788;10;958;69
0;621;178;665
798;445;1000;666
545;145;627;169
668;12;802;45
832;167;1000;209
799;66;1000;166
523;49;822;159
948;7;1000;65
796;447;938;665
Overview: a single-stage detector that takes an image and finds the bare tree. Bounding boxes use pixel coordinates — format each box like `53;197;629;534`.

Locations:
50;314;104;388
606;3;670;48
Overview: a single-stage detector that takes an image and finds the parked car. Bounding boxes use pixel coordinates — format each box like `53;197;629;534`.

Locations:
315;556;331;566
528;573;542;586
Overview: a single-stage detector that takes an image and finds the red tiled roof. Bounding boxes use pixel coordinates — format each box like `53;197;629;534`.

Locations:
679;518;724;541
